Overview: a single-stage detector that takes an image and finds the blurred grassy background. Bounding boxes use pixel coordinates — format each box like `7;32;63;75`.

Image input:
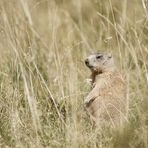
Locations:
0;0;148;147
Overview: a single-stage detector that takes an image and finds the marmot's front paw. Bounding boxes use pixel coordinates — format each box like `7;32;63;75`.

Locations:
84;95;96;107
86;78;92;86
84;96;92;107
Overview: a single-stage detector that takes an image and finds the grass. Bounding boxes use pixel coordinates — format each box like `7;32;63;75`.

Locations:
0;0;148;147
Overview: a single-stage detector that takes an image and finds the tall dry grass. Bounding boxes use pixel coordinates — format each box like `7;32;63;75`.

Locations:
0;0;148;147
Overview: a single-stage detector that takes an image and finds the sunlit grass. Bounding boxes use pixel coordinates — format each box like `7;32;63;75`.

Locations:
0;0;148;147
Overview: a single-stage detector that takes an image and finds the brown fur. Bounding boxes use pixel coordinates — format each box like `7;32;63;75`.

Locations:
85;53;127;127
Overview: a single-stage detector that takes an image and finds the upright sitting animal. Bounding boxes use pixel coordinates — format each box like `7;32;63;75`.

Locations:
84;52;127;127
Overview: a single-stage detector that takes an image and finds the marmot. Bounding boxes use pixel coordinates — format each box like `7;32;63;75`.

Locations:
84;52;127;127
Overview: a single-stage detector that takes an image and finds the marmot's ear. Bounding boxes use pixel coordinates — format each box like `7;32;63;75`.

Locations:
108;53;112;58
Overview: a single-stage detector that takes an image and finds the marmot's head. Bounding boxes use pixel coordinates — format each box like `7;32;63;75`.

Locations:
85;52;115;73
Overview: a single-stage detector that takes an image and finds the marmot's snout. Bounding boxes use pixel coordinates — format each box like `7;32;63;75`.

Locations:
85;58;89;65
85;58;93;68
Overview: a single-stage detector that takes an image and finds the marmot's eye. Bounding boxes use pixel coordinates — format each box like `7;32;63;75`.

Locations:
96;55;103;59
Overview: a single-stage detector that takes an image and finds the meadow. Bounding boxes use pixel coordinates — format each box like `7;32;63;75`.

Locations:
0;0;148;147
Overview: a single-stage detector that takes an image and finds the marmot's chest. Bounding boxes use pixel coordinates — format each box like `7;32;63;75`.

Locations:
92;73;126;98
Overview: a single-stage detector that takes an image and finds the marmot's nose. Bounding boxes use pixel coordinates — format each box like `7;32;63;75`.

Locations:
85;59;89;65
